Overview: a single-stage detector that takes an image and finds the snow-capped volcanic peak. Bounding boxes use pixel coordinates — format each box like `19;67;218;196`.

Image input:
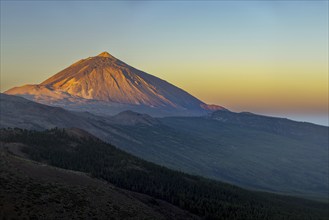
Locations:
5;51;226;115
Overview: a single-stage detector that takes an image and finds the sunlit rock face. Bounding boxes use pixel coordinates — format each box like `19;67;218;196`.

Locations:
5;52;226;116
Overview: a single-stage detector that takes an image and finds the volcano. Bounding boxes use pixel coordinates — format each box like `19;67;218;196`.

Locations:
5;51;226;116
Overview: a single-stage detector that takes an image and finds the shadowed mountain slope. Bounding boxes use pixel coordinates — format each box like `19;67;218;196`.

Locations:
210;110;328;145
1;93;328;201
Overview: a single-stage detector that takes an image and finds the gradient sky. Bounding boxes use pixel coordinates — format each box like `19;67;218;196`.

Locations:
1;1;328;125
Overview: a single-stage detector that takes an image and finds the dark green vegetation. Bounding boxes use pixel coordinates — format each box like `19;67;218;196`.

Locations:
1;128;328;220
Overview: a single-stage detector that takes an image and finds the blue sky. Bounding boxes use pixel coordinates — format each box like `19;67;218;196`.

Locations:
1;1;328;125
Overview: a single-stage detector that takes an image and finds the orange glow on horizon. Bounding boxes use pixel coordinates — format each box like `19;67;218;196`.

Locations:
140;61;328;115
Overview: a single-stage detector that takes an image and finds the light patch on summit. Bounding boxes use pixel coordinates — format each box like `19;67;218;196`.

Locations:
97;52;112;58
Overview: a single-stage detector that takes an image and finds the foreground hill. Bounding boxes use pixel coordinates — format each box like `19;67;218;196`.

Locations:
0;128;328;220
5;52;225;116
0;135;198;220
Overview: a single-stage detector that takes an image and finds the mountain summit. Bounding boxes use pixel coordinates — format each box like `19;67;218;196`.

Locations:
5;51;226;116
97;51;112;57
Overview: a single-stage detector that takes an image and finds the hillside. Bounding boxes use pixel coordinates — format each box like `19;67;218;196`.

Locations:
1;93;328;200
0;137;198;220
1;128;328;220
158;116;328;200
210;110;328;145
